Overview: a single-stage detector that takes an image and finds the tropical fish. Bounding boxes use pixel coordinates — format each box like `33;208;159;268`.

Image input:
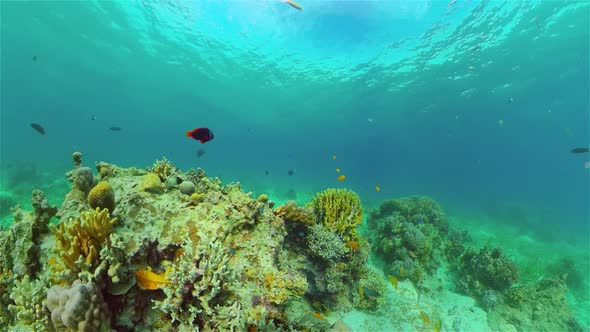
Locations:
408;251;417;259
571;147;589;154
434;319;442;332
186;127;214;144
332;155;337;160
109;126;122;131
32;55;37;61
362;287;380;298
196;148;206;158
283;0;303;10
387;275;398;290
468;66;475;70
311;312;325;320
375;186;381;192
336;168;341;173
400;267;406;277
288;169;296;176
135;268;170;290
419;311;431;325
337;175;346;181
30;123;45;135
346;241;360;251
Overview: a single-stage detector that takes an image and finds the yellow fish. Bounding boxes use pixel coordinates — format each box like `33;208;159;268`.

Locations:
400;267;406;277
332;155;337;160
419;311;431;325
468;65;475;70
375;186;381;192
387;275;398;290
283;0;303;10
434;319;442;332
336;168;341;172
311;312;325;320
337;175;346;181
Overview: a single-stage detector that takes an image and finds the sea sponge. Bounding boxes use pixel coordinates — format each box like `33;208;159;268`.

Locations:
140;173;163;194
73;167;95;193
88;181;115;213
310;188;363;241
179;181;195;195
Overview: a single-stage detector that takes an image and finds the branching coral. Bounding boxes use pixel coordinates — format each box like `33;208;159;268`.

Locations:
152;225;234;329
310;188;363;241
52;208;117;277
148;157;177;181
8;275;50;330
306;224;346;262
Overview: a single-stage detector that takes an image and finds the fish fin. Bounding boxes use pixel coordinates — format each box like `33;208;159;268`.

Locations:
186;131;192;138
200;140;205;144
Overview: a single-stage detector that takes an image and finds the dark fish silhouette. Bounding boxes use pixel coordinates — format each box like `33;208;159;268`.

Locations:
196;149;206;158
287;169;295;176
109;127;122;131
571;147;589;154
32;55;37;61
264;170;269;175
186;127;214;144
30;123;45;135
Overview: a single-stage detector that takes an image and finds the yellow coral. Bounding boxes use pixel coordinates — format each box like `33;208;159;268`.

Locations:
140;173;163;194
263;271;308;304
149;157;176;181
274;200;315;226
88;181;116;213
310;188;363;241
53;208;117;273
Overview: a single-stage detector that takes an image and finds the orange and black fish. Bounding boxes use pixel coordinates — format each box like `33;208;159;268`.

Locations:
571;147;589;154
30;123;45;135
187;127;214;144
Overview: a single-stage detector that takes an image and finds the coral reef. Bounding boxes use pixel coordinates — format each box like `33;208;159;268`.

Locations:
458;247;519;294
367;196;447;284
0;155;584;331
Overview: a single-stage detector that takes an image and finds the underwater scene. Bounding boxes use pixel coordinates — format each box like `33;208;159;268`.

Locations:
0;0;588;331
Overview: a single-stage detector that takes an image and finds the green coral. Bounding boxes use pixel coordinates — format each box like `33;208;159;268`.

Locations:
310;188;363;241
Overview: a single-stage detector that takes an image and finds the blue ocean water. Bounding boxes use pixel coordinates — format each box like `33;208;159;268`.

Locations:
1;0;589;328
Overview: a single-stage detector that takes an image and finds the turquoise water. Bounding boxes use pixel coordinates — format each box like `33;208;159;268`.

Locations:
1;0;589;330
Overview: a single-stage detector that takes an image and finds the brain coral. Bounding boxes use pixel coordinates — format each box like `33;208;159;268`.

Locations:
88;181;115;213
